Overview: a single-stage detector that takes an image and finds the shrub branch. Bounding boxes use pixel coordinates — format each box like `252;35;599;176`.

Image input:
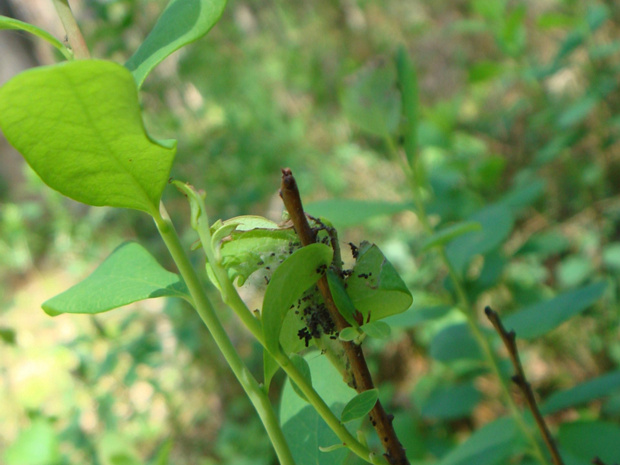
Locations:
280;168;410;465
484;306;564;465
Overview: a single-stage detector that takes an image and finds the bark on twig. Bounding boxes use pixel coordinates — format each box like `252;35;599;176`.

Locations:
280;168;409;465
484;306;564;465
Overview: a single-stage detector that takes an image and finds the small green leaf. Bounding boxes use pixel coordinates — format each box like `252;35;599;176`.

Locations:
422;221;482;251
361;321;391;339
42;242;188;316
0;15;71;59
341;62;401;137
262;244;333;354
341;389;378;423
338;327;360;342
503;281;607;339
436;417;523;465
0;60;176;216
126;0;228;87
305;199;411;229
326;269;358;327
541;370;620;415
346;242;413;321
396;45;419;167
289;354;313;402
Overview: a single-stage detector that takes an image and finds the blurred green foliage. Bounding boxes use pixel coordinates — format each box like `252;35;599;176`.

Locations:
1;0;620;464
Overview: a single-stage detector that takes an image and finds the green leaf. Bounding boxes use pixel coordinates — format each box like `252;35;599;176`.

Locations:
437;417;523;465
262;244;333;354
289;354;313;402
42;242;188;316
338;327;360;342
305;199;411;229
148;440;172;465
341;389;378;423
4;419;60;465
125;0;228;87
503;281;607;339
396;45;419;167
541;370;620;415
446;204;514;275
421;221;482;251
263;349;280;392
420;382;482;420
326;269;358;327
345;241;413;321
361;321;391;339
341;61;401;137
0;15;71;59
0;60;176;216
429;323;483;362
385;304;452;328
558;421;620;464
281;354;357;465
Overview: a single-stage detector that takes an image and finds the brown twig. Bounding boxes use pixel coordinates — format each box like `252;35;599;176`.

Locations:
280;168;410;465
484;306;564;465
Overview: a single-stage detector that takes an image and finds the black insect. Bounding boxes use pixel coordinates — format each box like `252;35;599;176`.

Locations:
349;242;359;259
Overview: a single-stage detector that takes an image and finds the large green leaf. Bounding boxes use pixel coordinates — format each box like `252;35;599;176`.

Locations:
541;370;620;415
0;60;176;216
558;421;620;465
280;354;357;465
345;241;413;321
429;323;484;362
420;382;482;420
436;417;523;465
43;242;188;316
262;244;333;354
125;0;228;87
503;281;607;339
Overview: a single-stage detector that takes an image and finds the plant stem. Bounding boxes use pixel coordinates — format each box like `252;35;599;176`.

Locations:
153;204;296;465
384;135;551;465
174;181;388;465
51;0;90;59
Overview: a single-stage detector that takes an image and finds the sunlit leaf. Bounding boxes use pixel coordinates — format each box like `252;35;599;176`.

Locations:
4;419;60;465
126;0;228;87
43;242;188;316
262;244;332;354
361;321;391;339
0;60;176;216
346;241;413;321
341;389;378;423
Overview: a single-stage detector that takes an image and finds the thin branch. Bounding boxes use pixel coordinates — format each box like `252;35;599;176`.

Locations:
280;168;409;465
484;306;564;465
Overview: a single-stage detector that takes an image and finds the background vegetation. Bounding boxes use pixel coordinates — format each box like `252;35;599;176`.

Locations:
1;0;619;464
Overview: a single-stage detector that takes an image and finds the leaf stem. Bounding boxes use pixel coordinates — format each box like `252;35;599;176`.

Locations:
384;134;551;465
0;16;73;60
152;203;296;465
51;0;90;59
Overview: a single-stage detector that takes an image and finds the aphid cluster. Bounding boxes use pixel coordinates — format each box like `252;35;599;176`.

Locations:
293;287;337;347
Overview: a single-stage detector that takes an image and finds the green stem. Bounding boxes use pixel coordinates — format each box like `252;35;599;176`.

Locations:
0;16;73;60
384;135;551;465
153;204;296;465
51;0;90;59
173;182;387;465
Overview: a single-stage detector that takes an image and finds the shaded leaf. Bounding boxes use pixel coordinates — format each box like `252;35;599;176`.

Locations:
43;242;188;316
541;370;620;415
420;382;482;420
326;269;358;327
0;60;176;216
503;281;607;339
558;421;620;465
361;321;391;339
281;354;356;465
289;354;313;402
126;0;228;87
305;199;411;229
341;389;378;423
429;323;483;362
262;244;333;353
422;221;482;251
